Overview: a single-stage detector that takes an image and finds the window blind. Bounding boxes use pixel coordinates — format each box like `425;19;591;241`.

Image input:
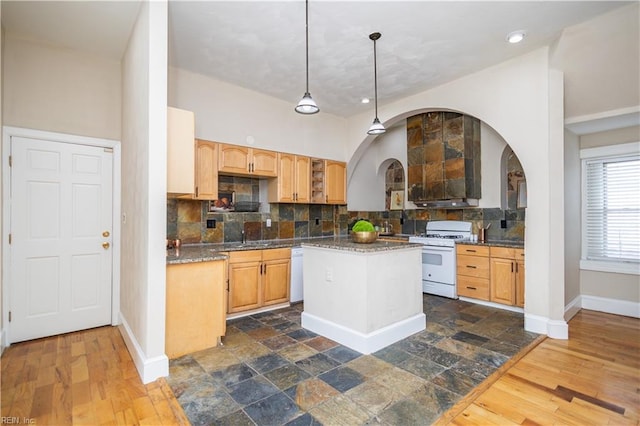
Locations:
584;154;640;263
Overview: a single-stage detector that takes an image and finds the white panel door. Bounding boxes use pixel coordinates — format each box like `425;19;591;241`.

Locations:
10;136;113;342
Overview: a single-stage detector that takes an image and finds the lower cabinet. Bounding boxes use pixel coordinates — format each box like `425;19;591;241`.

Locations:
457;244;525;308
456;245;490;301
166;260;227;359
489;246;525;307
227;248;291;314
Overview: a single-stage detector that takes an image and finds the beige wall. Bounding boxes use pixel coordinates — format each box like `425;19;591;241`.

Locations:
550;3;640;119
120;0;168;383
2;35;121;140
168;67;348;161
564;130;581;314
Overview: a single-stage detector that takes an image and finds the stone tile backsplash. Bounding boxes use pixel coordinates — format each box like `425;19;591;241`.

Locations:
167;172;523;244
168;199;525;244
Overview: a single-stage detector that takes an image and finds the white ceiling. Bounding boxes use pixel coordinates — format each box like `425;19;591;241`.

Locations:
1;1;633;118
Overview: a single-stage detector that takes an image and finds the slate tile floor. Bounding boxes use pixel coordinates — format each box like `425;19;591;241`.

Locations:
166;295;540;425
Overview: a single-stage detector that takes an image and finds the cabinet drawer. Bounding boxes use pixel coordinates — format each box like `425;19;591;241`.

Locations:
228;250;263;263
262;247;291;261
456;244;490;257
457;254;490;278
457;276;490;300
490;246;519;259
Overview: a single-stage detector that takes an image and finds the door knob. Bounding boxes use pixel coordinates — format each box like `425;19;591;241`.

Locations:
102;242;110;249
103;231;110;237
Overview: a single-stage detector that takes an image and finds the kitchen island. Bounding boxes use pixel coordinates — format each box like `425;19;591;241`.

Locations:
301;238;425;354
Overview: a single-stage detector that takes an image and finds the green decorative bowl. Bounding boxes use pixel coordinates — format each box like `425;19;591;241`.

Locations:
351;231;378;244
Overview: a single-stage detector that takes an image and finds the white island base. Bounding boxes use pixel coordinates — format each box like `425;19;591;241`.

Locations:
301;240;425;354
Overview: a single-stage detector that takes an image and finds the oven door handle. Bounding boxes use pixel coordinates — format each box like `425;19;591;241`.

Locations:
421;245;454;252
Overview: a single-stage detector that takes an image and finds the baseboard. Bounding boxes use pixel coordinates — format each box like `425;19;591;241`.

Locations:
524;313;568;339
118;314;169;384
301;312;426;355
580;295;640;318
564;295;582;321
0;328;5;355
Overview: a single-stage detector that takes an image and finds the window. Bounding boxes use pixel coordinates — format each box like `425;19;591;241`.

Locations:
581;143;640;274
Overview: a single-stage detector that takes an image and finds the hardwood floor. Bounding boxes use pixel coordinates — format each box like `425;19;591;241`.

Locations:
1;309;637;425
0;326;188;425
439;309;640;425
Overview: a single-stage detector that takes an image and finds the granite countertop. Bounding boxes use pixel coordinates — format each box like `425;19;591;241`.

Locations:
302;237;422;253
458;240;524;249
166;236;337;265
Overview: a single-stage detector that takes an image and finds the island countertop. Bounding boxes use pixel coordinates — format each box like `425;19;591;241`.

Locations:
301;237;422;253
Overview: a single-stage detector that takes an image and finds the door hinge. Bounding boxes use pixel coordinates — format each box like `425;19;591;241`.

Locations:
104;147;114;153
8;311;11;322
8;234;11;245
9;155;12;167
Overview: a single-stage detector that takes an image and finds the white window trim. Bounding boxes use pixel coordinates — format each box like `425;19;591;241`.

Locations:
580;141;640;276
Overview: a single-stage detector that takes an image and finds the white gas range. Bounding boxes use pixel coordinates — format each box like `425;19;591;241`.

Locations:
409;221;472;298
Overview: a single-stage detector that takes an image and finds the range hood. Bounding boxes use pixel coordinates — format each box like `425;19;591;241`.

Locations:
407;112;481;207
414;198;479;209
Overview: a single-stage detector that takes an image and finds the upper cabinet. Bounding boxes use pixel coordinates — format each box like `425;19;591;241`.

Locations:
167;107;195;196
325;160;347;205
194;140;218;200
407;112;481;207
268;153;311;203
218;144;278;177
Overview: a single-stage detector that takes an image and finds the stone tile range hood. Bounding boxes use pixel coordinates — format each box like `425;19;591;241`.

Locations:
407;111;481;208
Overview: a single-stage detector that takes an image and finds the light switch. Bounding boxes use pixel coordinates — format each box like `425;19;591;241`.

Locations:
325;267;333;282
266;219;272;227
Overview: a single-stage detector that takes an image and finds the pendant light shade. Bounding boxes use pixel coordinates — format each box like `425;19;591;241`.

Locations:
295;0;319;114
367;32;385;135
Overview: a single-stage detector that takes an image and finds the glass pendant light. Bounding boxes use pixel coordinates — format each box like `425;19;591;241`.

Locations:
295;0;319;114
367;32;385;135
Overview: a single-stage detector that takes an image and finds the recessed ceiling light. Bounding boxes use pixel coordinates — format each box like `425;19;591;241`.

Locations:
361;98;370;104
506;31;526;44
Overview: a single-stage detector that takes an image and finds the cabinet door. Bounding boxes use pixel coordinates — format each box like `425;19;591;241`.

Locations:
490;258;515;305
166;261;225;358
272;153;295;202
219;144;250;174
228;261;262;313
515;259;525;307
263;257;291;306
194;140;218;200
294;156;311;203
251;149;278;177
325;160;346;204
167;107;195;195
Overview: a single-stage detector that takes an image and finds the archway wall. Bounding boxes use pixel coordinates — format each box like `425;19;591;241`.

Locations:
345;48;566;336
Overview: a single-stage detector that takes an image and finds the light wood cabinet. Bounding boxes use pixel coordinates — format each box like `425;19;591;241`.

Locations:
268;153;310;203
166;260;226;358
227;248;291;314
167;107;195;196
457;244;525;307
309;159;347;204
218;143;278;177
489;247;525;307
326;160;347;204
194;140;218;200
456;244;490;300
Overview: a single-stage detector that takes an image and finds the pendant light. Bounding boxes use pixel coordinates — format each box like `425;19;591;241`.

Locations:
295;0;319;114
367;32;385;135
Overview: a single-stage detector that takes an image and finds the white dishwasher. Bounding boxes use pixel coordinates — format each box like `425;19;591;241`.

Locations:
290;247;304;303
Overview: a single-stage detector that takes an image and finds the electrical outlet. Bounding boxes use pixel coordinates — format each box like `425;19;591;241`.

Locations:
325;267;334;282
315;217;320;225
266;218;272;227
501;219;507;229
206;219;216;229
